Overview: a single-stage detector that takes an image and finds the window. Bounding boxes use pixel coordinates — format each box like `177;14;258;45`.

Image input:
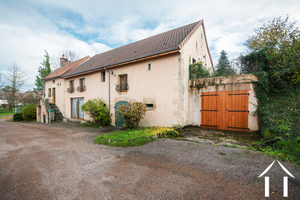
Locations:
48;88;51;97
78;78;86;92
52;79;55;83
119;74;127;92
192;58;196;64
68;80;74;93
71;98;84;119
147;63;152;71
101;71;105;82
146;104;154;109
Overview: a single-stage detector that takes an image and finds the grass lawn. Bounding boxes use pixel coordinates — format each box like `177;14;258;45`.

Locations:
0;112;15;116
94;127;179;147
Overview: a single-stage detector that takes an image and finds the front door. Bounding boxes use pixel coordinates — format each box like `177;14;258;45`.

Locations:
52;88;56;104
115;101;128;127
72;98;84;119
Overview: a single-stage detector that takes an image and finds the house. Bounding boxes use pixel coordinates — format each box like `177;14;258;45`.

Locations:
0;91;8;108
37;55;90;123
38;20;215;127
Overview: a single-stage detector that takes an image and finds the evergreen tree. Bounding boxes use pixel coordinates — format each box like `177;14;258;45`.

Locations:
34;50;52;93
215;50;236;76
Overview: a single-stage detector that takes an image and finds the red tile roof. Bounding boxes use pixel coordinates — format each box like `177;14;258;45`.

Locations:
43;56;90;81
63;20;207;78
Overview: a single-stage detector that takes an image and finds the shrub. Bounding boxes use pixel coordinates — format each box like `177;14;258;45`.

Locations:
81;98;111;126
13;113;24;121
153;127;179;138
116;102;146;129
22;104;36;120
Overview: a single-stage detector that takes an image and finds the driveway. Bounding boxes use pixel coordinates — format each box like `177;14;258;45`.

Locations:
0;120;299;199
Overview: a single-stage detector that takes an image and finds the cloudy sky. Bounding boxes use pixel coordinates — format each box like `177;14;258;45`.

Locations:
0;0;299;91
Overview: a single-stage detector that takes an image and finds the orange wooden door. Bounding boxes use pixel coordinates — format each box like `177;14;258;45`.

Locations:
201;91;249;132
225;91;249;132
201;92;219;129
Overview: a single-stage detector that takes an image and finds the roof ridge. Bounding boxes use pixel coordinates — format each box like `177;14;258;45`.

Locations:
95;20;201;56
178;20;203;49
63;20;203;78
43;55;90;81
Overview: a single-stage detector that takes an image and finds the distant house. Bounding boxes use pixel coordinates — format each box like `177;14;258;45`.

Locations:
38;20;214;127
0;92;8;108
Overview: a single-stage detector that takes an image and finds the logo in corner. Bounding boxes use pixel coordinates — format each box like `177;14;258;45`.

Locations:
258;160;295;197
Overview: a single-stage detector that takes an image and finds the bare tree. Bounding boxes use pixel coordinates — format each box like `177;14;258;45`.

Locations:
51;50;80;69
19;91;40;105
3;62;26;110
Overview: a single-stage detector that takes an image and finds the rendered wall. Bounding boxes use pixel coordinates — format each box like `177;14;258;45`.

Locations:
61;54;181;127
44;77;66;117
36;99;49;123
188;74;259;131
179;23;214;126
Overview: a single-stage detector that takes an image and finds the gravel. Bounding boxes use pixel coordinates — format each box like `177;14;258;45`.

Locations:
0;120;299;199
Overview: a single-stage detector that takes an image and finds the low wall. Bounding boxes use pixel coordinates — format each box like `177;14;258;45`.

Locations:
188;74;259;131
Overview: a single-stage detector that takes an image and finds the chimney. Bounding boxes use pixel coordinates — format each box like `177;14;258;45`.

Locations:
60;54;68;67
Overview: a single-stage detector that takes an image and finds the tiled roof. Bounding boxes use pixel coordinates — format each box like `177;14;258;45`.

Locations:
63;20;203;77
43;56;90;81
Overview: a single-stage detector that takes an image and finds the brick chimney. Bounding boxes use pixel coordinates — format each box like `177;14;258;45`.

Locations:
60;54;68;68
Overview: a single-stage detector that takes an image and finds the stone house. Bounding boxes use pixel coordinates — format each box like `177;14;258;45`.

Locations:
38;20;215;127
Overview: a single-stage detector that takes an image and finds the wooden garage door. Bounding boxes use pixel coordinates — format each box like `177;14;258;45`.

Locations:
201;91;249;132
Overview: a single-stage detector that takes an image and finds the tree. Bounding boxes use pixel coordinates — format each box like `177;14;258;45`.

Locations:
245;15;300;89
19;91;40;105
189;61;210;79
51;50;80;69
34;50;52;93
3;62;26;110
215;50;236;76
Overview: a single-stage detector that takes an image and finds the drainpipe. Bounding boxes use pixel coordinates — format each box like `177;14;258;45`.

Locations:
43;80;45;98
104;67;111;116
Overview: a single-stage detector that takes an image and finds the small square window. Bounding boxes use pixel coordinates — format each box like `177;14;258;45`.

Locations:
146;104;154;109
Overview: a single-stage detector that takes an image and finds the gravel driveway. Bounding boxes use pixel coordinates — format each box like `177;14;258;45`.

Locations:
0;120;299;199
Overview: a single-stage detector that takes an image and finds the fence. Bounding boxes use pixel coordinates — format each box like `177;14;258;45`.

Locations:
0;108;14;113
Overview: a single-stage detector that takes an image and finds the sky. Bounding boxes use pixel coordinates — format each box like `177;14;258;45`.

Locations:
0;0;299;92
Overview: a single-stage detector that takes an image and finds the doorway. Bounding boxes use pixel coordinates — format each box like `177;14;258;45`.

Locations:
71;98;84;119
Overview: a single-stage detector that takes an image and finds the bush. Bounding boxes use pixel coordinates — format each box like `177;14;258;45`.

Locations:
116;102;146;129
81;98;111;126
22;104;36;120
13;113;24;121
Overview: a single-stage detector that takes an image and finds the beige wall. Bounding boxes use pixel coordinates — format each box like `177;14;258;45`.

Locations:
188;74;259;131
36;99;49;123
47;54;182;127
179;24;214;126
44;77;66;116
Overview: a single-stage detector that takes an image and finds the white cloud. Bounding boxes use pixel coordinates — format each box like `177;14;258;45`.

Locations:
0;0;300;91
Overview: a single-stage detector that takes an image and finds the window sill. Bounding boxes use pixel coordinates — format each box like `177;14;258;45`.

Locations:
118;92;128;95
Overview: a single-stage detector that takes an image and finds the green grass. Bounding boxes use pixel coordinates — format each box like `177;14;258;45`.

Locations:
94;127;179;147
0;112;14;116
